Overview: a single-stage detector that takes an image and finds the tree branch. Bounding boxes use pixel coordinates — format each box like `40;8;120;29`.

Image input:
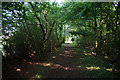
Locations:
44;21;56;43
43;10;48;34
29;2;45;35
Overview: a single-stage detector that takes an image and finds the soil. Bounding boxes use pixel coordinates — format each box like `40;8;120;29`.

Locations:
2;44;84;80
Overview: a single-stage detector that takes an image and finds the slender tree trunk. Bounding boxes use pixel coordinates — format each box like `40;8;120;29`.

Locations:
59;25;62;47
63;25;65;43
94;15;97;38
89;19;91;32
98;7;104;56
94;14;98;48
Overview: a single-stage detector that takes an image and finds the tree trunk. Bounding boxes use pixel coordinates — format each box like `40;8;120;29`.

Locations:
99;7;103;46
94;13;98;48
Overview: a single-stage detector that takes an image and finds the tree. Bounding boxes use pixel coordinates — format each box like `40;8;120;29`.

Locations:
2;2;64;61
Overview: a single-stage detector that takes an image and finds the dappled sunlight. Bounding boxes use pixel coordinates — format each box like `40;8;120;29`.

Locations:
42;63;52;66
63;67;73;70
106;68;112;72
57;47;76;58
86;66;100;70
25;62;53;67
104;56;109;59
29;53;35;58
50;64;75;70
83;52;96;56
52;56;56;59
59;53;73;58
76;66;81;68
64;51;69;53
31;53;35;56
34;62;52;67
83;53;92;56
25;61;82;71
6;64;22;72
50;64;63;69
83;51;86;52
91;52;96;56
16;68;21;72
64;50;74;54
11;66;22;72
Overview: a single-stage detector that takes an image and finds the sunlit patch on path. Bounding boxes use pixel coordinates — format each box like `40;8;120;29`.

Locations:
25;61;82;71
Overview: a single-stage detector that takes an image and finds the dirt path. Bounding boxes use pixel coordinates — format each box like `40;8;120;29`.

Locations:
45;44;84;78
3;44;84;79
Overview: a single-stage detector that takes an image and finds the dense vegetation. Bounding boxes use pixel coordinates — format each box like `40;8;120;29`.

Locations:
2;2;65;61
1;1;120;76
63;2;120;72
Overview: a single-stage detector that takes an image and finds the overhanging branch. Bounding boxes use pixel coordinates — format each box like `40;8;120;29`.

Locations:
44;21;56;43
29;2;45;35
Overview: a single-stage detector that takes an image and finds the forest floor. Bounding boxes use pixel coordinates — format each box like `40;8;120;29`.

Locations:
2;44;119;80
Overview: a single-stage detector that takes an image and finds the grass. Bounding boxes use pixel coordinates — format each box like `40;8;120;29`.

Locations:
61;43;66;47
35;43;119;78
62;43;118;78
73;47;118;78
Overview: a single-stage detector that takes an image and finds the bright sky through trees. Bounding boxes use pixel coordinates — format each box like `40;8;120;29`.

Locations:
50;0;64;6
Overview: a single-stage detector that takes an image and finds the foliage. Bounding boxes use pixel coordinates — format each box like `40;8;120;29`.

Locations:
62;2;120;72
2;2;64;60
2;1;120;73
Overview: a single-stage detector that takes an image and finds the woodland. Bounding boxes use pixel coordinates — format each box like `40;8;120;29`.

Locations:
1;1;120;79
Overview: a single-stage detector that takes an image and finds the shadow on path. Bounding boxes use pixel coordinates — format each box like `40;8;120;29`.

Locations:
2;44;84;79
45;44;84;78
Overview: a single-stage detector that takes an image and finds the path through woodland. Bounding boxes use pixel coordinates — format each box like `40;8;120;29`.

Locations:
46;44;83;78
3;44;84;79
